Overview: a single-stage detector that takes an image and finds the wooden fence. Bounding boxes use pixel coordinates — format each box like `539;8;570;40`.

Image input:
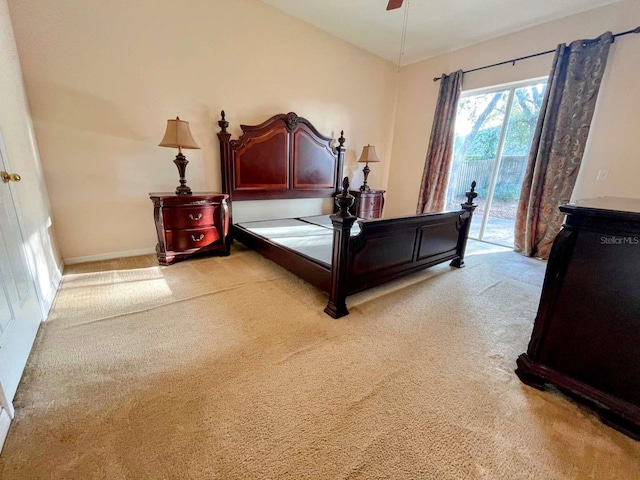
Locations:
446;155;528;207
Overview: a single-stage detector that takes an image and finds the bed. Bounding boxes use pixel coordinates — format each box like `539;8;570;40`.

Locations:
217;111;477;318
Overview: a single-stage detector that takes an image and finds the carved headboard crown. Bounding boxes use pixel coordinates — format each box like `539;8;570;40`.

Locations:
217;111;345;201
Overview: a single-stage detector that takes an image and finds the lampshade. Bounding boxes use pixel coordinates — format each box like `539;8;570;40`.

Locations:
159;117;200;150
357;145;380;163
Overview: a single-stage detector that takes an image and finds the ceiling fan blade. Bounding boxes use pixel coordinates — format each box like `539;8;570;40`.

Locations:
386;0;403;11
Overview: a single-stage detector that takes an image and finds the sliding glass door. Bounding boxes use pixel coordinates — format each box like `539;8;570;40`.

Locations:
445;79;547;247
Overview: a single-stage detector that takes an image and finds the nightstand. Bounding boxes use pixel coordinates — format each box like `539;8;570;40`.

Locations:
149;193;230;265
349;189;385;219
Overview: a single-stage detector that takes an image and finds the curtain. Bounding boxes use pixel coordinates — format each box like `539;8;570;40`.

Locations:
417;70;464;213
515;32;613;259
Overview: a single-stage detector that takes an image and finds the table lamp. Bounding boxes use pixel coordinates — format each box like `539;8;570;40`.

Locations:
159;117;200;195
357;145;380;191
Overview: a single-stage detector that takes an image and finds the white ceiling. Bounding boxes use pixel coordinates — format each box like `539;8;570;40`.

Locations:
261;0;621;65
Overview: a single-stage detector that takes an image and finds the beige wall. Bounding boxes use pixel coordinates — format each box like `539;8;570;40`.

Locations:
7;0;398;262
0;0;61;314
386;0;640;217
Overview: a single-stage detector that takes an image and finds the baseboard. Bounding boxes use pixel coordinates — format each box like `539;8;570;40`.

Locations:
41;259;64;320
0;408;11;454
64;247;156;266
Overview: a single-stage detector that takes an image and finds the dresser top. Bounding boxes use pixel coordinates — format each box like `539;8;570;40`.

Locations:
349;189;385;195
150;192;227;198
560;197;640;220
149;192;228;206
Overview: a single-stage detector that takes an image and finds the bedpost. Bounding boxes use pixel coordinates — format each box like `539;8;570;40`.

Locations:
218;110;233;247
335;130;346;197
325;177;356;319
217;110;233;196
450;181;478;268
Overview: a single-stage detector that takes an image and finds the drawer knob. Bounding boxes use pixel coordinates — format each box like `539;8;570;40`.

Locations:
191;234;205;242
189;213;203;221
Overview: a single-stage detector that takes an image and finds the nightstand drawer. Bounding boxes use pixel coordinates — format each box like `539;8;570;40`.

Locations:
359;208;382;220
360;196;382;209
163;206;217;229
165;227;220;251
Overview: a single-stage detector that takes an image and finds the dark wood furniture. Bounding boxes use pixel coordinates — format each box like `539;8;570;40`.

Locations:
149;193;230;265
217;111;477;318
516;197;640;439
349;189;385;219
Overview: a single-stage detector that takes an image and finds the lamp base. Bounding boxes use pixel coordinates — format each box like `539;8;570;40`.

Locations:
360;162;371;191
174;153;192;195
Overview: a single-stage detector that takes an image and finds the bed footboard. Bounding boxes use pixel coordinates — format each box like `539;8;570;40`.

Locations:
325;180;477;318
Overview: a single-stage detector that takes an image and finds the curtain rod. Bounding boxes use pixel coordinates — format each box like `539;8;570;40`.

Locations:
433;26;640;82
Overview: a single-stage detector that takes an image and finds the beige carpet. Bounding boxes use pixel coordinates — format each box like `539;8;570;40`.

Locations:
1;242;639;479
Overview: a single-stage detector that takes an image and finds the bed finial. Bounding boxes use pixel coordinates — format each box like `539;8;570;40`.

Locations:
218;110;229;133
334;177;355;217
286;112;299;131
464;180;478;206
338;130;345;148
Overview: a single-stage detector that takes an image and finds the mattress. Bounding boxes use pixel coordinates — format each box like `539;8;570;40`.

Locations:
236;215;361;267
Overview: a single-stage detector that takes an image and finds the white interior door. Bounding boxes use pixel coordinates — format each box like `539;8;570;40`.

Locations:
0;137;42;415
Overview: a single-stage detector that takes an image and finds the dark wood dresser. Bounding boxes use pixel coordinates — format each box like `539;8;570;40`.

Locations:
149;193;230;265
349;189;385;219
516;197;640;439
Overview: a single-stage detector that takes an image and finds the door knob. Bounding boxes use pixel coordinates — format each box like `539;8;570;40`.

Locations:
1;172;21;183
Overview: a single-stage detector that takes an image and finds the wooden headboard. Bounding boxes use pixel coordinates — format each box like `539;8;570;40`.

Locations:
217;111;345;201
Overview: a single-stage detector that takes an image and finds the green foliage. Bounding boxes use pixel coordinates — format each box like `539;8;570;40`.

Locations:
493;182;522;201
464;126;500;159
454;84;545;161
